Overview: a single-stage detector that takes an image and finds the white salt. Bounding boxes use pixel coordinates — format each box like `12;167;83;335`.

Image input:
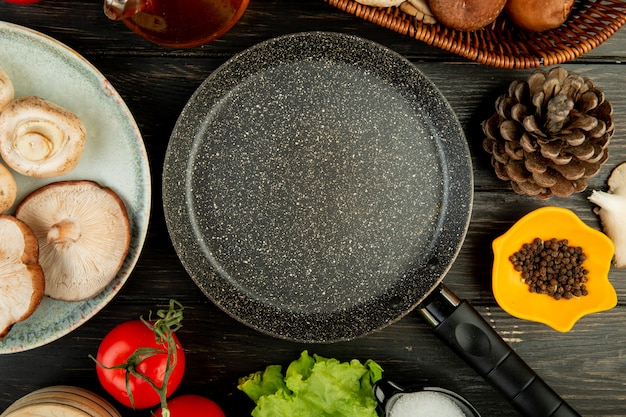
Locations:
388;391;466;417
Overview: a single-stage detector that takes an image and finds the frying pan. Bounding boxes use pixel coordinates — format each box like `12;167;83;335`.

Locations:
162;32;579;416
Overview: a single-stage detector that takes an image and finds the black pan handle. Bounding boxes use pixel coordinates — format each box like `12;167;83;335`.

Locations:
418;285;581;417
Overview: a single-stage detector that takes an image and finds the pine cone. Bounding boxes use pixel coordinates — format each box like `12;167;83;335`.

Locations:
482;67;614;199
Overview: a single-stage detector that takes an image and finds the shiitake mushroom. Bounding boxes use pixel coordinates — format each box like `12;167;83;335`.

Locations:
505;0;575;32
428;0;507;32
15;180;131;302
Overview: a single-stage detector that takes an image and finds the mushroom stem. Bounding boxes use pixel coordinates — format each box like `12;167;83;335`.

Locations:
589;161;626;269
48;218;82;246
14;119;65;162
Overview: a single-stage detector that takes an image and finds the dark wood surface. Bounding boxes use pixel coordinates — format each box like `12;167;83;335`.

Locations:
1;1;626;416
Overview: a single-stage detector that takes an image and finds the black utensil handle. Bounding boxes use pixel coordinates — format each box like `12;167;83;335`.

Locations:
419;285;581;417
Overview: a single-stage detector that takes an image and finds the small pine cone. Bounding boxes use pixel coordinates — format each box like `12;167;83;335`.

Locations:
482;67;614;199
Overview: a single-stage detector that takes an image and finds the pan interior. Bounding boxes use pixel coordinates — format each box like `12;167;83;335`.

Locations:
189;59;444;312
164;32;472;342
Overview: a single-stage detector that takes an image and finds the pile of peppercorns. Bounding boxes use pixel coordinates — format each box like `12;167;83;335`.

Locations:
509;238;589;300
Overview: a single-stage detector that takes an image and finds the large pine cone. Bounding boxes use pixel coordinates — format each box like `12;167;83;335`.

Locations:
482;67;613;199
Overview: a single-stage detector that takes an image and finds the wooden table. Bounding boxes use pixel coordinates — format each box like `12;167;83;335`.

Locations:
1;1;625;416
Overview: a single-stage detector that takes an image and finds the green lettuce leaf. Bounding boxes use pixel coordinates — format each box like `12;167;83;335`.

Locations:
237;351;383;417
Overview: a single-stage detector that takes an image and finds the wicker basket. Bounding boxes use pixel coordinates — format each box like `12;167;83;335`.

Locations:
325;0;626;68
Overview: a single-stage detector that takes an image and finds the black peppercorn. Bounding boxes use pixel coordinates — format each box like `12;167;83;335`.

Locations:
509;238;589;300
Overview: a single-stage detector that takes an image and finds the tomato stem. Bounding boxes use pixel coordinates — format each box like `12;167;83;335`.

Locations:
91;299;184;417
143;299;184;417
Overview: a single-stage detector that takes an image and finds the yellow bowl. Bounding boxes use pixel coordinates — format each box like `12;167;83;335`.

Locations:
492;206;616;332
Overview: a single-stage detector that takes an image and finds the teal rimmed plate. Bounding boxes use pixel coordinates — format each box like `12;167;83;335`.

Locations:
0;22;150;353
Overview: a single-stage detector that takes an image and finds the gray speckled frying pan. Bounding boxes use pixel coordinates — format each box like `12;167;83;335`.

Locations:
163;32;579;417
163;31;471;342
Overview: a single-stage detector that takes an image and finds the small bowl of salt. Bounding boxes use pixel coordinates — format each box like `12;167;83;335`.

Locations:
373;380;480;417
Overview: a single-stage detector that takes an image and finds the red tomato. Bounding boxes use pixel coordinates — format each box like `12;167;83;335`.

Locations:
95;319;185;409
154;395;226;417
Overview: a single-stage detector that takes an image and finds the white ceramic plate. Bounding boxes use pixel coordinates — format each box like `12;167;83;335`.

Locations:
0;22;150;353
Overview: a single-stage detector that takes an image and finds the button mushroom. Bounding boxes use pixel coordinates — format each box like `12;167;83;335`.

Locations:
0;214;45;340
15;180;131;301
0;162;17;213
0;96;86;178
589;162;626;269
0;66;14;112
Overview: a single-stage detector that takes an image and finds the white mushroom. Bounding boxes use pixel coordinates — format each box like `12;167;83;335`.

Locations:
0;96;86;178
589;161;626;269
15;180;131;301
0;67;14;112
0;162;17;213
0;214;45;340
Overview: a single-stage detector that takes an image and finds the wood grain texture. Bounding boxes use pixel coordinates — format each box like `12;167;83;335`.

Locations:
0;1;625;416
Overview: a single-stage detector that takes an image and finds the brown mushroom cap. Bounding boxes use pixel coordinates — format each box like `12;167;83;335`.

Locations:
505;0;574;32
15;180;131;301
428;0;506;31
0;96;86;178
0;67;14;112
0;162;17;213
0;214;45;340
